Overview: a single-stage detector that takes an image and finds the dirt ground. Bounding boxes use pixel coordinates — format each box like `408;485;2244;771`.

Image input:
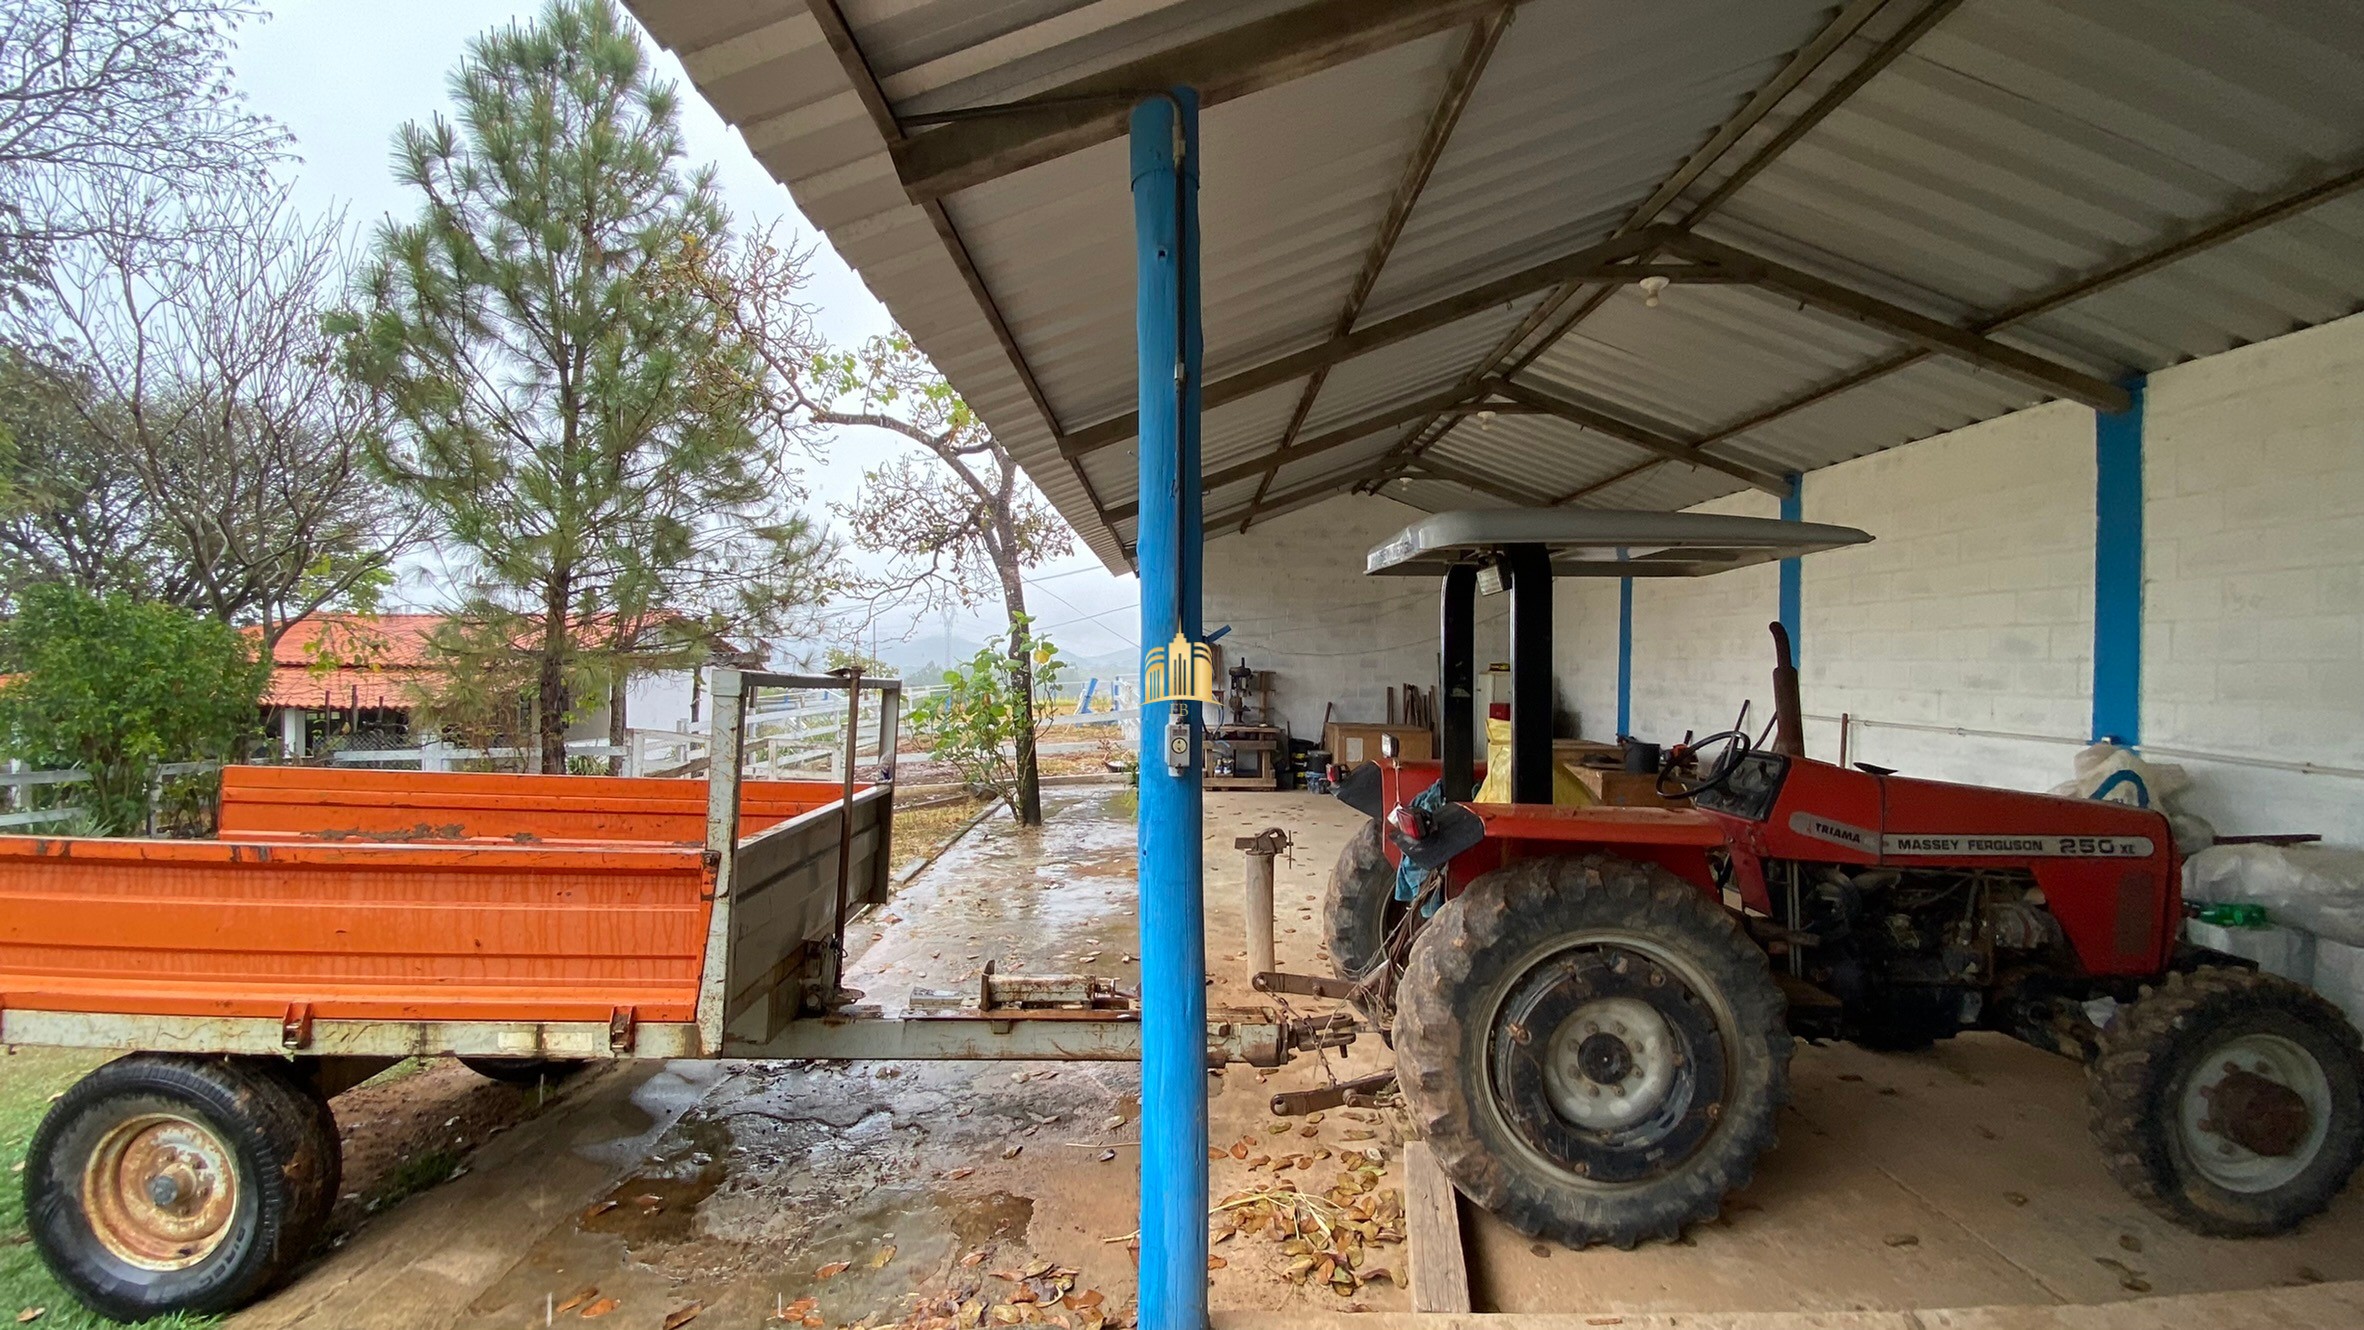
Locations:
231;790;2364;1330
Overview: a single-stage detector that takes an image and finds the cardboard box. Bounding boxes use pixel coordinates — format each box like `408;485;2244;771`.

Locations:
1325;722;1433;766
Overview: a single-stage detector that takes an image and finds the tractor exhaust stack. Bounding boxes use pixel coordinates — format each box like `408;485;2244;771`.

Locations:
1769;621;1805;758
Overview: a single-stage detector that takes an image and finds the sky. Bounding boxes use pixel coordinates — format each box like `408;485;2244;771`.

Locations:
228;1;1142;668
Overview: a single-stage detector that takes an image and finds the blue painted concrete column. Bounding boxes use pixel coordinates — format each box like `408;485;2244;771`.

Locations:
1616;577;1634;737
1131;88;1205;1330
2092;378;2146;744
1778;472;1803;661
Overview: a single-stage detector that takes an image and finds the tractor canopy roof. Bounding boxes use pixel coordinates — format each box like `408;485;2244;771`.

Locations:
1365;509;1872;578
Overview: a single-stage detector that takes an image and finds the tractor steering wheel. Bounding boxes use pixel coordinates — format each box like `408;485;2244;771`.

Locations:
1656;729;1754;801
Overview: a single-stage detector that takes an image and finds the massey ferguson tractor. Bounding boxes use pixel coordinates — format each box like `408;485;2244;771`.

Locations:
1316;510;2363;1247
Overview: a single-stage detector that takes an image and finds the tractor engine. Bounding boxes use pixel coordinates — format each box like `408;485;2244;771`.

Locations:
1790;863;2062;1050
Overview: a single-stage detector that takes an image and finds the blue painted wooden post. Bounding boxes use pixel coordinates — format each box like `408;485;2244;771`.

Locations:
2092;378;2146;744
1616;577;1634;737
1779;473;1803;660
1131;88;1205;1330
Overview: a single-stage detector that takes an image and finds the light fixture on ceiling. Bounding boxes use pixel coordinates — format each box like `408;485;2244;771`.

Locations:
1639;274;1670;308
1476;409;1497;431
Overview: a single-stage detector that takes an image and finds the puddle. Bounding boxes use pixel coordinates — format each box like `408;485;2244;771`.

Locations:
579;1117;733;1246
846;790;1142;1009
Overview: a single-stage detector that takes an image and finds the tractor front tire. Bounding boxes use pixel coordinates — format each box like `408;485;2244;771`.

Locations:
2088;967;2364;1236
1323;820;1404;984
23;1055;339;1322
1394;854;1790;1247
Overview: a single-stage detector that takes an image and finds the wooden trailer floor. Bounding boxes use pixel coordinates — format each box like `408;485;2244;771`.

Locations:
227;792;2364;1330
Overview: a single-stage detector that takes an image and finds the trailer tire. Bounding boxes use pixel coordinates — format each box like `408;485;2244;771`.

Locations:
24;1055;334;1321
1394;854;1790;1247
459;1057;588;1088
1323;820;1404;984
2089;967;2364;1236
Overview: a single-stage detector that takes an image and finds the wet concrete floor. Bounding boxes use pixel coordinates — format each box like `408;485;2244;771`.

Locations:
236;789;2364;1328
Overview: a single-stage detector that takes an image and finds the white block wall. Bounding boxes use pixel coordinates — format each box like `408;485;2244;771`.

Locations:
1799;401;2096;791
1586;311;2364;846
1624;490;1787;745
1201;494;1506;742
2141;315;2364;844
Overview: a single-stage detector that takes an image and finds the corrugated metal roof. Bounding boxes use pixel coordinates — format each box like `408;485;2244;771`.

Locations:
630;0;2364;569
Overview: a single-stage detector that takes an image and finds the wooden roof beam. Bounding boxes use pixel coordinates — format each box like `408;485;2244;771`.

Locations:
1060;227;1677;458
1662;233;2132;413
892;0;1533;203
1490;379;1791;495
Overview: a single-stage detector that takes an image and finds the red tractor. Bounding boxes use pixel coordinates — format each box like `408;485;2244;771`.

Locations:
1320;511;2362;1247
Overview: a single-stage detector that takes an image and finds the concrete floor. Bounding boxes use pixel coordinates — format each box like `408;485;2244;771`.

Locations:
234;790;2364;1329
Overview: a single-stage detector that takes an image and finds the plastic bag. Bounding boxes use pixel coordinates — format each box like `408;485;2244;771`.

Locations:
2185;844;2364;950
2049;742;2215;854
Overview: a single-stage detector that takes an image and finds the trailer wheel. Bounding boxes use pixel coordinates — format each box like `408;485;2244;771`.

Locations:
1323;820;1405;984
2089;967;2364;1236
459;1057;587;1087
23;1055;338;1321
1394;854;1790;1247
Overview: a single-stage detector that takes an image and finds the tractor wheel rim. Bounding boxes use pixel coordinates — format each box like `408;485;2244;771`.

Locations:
82;1112;240;1271
2179;1032;2333;1193
1543;996;1678;1131
1482;932;1735;1189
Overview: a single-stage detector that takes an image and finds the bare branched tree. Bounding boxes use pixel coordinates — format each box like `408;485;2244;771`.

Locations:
8;186;418;647
690;227;1076;824
0;0;286;292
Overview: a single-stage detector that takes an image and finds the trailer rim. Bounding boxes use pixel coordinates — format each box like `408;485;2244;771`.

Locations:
82;1111;240;1271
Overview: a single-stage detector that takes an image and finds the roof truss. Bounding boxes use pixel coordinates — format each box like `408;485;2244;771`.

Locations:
891;0;1533;203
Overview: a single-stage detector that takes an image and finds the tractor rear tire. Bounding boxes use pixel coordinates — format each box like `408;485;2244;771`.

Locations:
1394;854;1790;1247
23;1055;338;1322
1323;820;1404;984
2088;967;2364;1236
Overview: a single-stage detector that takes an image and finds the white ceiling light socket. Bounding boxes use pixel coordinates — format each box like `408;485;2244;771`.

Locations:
1639;275;1670;308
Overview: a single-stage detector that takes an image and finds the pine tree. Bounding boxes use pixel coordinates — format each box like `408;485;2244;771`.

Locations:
335;0;829;772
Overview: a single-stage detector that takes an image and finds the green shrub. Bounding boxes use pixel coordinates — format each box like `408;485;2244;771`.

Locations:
0;585;266;833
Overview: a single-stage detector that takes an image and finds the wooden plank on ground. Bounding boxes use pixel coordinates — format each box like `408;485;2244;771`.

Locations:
1404;1139;1471;1313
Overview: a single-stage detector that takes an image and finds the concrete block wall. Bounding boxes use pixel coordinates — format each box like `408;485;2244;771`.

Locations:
1798;401;2096;791
2140;314;2364;843
1580;310;2364;846
1622;491;1788;745
1201;494;1507;742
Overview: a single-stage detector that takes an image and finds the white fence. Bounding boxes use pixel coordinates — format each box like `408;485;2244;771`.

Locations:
0;761;224;832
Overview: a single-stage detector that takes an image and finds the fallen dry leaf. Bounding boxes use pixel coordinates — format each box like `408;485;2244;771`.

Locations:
815;1261;850;1279
661;1304;703;1330
1002;1144;1023;1159
17;1309;45;1324
556;1287;599;1314
947;1166;976;1180
871;1244;898;1268
961;1250;988;1267
581;1296;620;1318
1206;1255;1226;1270
582;1199;618;1219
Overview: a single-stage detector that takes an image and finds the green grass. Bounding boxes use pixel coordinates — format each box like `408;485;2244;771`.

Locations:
364;1146;461;1214
0;1047;217;1327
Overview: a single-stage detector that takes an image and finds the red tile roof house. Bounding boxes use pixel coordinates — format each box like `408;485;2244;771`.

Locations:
260;614;444;759
258;614;732;763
